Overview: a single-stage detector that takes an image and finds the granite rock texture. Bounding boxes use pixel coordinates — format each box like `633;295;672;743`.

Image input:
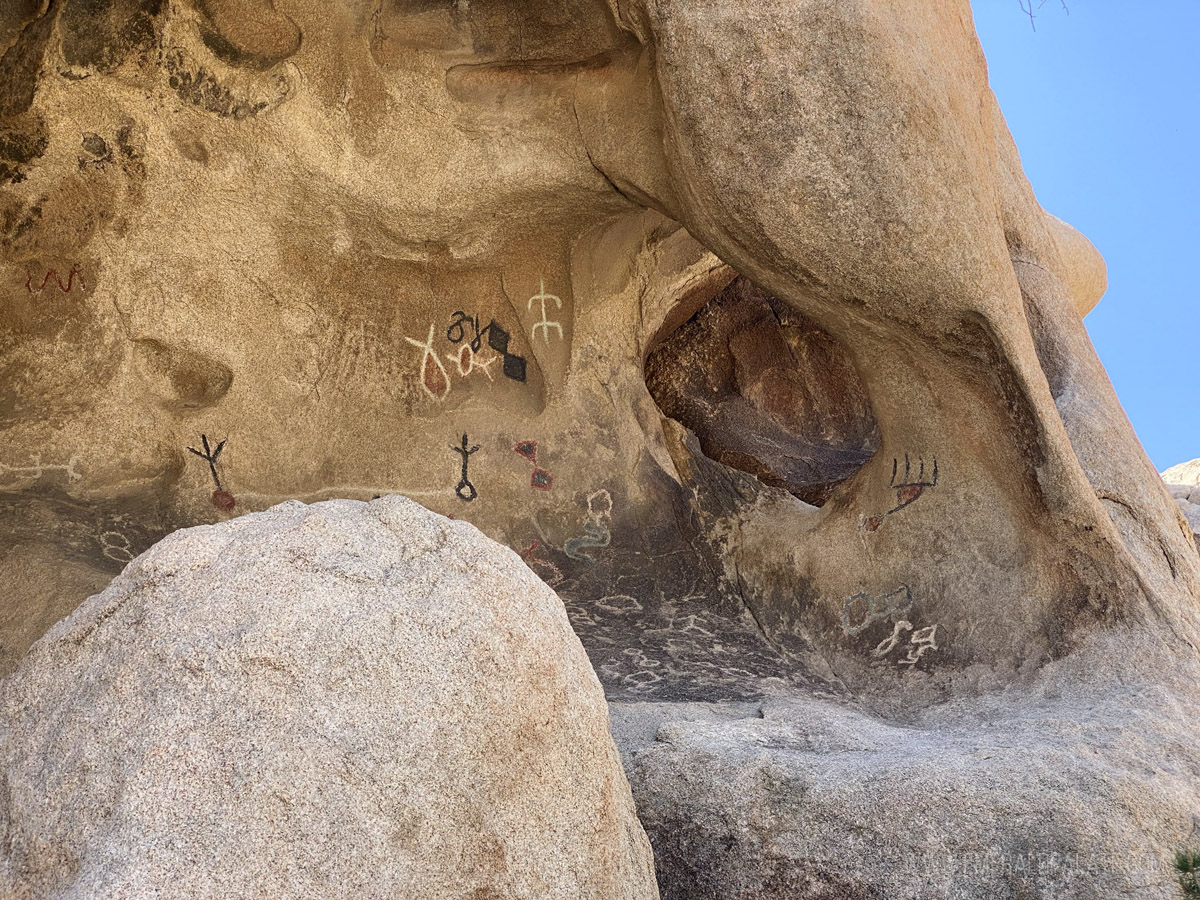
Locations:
0;497;658;900
3;1;1195;709
1166;481;1200;549
3;3;1200;896
614;643;1200;899
1164;459;1200;487
1163;461;1200;548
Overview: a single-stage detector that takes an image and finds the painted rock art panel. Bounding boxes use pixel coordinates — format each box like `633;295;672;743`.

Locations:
187;434;235;511
0;0;1195;728
3;7;1198;899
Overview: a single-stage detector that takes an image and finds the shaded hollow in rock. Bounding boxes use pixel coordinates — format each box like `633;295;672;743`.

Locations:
645;276;879;506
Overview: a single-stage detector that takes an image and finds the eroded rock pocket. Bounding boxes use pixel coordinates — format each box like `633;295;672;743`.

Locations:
645;275;879;506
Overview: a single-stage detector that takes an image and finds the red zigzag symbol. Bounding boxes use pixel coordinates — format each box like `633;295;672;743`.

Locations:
25;265;85;294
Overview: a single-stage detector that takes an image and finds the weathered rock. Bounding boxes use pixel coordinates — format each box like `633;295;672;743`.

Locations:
646;276;879;506
1163;462;1200;549
4;3;1200;895
1170;489;1200;549
0;496;658;900
1164;458;1200;486
615;640;1200;899
3;0;1196;707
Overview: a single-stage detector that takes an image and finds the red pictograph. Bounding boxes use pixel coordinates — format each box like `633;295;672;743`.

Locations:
518;540;564;588
25;264;86;294
513;440;554;491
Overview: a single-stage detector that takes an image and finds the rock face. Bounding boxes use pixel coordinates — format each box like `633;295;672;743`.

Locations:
645;276;879;506
1163;460;1200;548
0;497;658;900
1167;482;1200;549
1164;458;1200;486
614;651;1200;899
4;2;1200;896
3;0;1198;708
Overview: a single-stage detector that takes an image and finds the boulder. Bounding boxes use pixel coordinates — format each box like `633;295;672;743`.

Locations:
0;497;658;900
1184;501;1200;537
1173;492;1200;548
1163;459;1200;486
613;640;1200;899
1163;463;1200;548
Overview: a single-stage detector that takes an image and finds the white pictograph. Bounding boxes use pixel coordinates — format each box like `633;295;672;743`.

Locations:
472;351;499;380
404;323;451;401
899;624;940;666
0;454;83;485
528;279;564;344
564;489;613;561
99;531;134;563
873;620;913;658
596;594;644;614
444;343;500;381
867;616;940;668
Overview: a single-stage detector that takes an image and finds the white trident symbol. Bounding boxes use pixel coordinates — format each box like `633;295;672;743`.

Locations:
528;280;564;344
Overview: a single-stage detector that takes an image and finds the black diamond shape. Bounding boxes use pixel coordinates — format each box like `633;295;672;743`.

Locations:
503;353;526;383
487;321;510;355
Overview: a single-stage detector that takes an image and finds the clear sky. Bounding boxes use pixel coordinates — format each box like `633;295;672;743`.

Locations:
971;1;1198;472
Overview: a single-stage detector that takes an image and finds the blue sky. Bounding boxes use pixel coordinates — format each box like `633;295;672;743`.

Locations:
971;2;1198;471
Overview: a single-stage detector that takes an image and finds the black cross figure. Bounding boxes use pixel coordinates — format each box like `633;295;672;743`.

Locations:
452;433;480;502
188;434;227;491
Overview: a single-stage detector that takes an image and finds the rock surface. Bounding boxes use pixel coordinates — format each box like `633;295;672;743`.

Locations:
1181;499;1200;538
645;276;879;506
1167;482;1200;549
4;0;1197;714
4;4;1200;897
614;640;1200;899
1164;458;1200;486
1163;461;1200;548
0;497;658;900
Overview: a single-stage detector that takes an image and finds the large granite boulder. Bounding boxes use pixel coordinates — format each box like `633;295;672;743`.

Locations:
612;640;1200;899
0;497;658;900
1163;459;1200;486
1167;483;1200;549
1163;459;1200;548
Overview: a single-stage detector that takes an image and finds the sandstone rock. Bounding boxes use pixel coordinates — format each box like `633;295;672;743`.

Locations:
1163;459;1200;486
0;497;658;900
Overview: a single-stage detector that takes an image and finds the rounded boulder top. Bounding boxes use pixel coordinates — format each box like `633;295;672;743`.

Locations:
0;496;659;900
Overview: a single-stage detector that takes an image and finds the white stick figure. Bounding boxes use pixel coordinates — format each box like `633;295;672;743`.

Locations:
528;280;564;344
